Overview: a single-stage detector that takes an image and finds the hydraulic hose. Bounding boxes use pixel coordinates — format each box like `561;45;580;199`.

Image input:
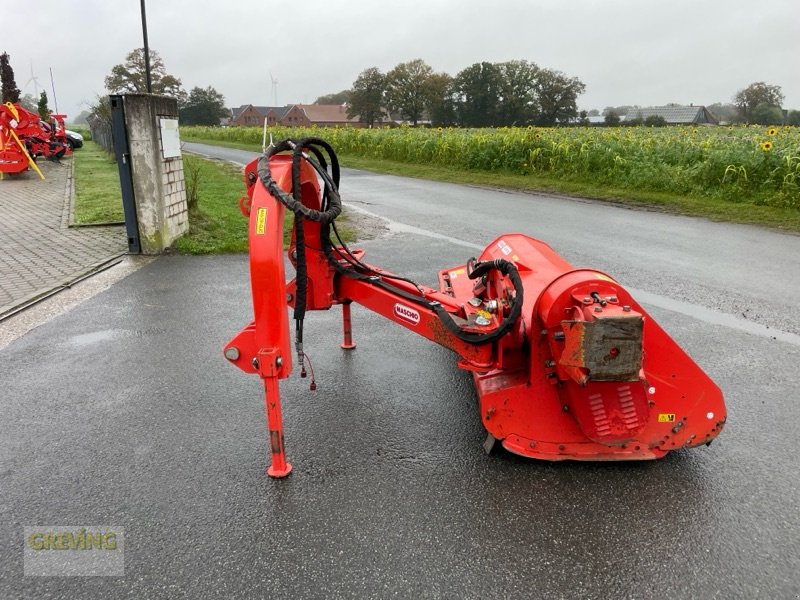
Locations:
430;258;524;345
258;138;523;349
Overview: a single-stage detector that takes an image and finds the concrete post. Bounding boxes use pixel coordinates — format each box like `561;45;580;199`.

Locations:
123;94;189;254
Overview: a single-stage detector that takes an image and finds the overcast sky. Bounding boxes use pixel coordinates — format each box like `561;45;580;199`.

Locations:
4;0;798;120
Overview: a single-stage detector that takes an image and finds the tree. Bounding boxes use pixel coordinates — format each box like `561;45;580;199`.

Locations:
37;91;51;119
179;86;228;126
1;51;21;104
604;111;621;126
534;68;585;126
73;110;91;125
707;102;739;123
453;62;502;127
733;82;783;122
644;115;666;127
315;90;351;104
603;105;634;117
496;60;539;125
105;48;184;99
425;72;456;126
751;103;783;125
384;59;434;126
347;67;386;127
788;110;800;126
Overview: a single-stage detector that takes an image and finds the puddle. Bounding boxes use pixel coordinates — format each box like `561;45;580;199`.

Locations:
69;330;120;346
67;328;167;347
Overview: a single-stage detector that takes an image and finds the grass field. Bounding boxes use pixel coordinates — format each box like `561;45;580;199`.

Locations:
182;124;800;232
72;140;125;225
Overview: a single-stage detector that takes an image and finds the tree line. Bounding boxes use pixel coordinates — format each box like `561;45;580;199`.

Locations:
316;59;586;128
8;47;795;131
102;48;228;126
3;49;228;126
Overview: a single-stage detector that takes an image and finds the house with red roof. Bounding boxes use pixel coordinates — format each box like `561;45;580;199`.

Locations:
228;104;365;128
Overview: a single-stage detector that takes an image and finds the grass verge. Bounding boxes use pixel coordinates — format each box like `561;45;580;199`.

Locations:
73;141;124;224
174;155;253;253
182;135;800;233
175;154;356;254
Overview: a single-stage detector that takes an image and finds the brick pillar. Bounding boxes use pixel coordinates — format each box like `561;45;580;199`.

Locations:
123;94;189;254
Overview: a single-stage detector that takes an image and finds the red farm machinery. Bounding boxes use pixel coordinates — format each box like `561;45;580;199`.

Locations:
225;137;726;477
0;102;70;179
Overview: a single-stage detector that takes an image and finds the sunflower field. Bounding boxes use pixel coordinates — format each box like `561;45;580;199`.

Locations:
183;125;800;209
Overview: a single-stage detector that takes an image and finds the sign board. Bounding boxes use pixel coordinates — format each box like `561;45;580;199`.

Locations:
159;118;181;159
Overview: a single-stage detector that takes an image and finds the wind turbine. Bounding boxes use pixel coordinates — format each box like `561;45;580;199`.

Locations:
269;71;278;107
25;61;41;97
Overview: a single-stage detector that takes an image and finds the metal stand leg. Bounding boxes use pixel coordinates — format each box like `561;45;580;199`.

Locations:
263;375;292;478
341;301;356;350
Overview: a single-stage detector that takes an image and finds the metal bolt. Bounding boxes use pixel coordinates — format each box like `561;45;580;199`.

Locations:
553;331;565;341
286;293;294;302
468;297;482;307
276;357;283;368
475;315;491;326
583;297;591;303
609;296;618;303
623;305;631;312
544;359;556;368
251;358;260;369
594;306;603;313
224;346;240;361
529;441;536;448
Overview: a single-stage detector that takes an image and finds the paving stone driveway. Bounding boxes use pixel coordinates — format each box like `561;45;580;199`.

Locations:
0;157;127;318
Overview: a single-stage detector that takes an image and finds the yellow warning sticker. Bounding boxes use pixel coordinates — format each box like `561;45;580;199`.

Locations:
255;207;268;235
449;268;466;279
658;413;676;423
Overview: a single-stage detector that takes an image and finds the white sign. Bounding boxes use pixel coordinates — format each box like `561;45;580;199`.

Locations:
159;118;181;158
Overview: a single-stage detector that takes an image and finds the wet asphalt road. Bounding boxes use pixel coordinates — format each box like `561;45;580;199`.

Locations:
2;143;799;598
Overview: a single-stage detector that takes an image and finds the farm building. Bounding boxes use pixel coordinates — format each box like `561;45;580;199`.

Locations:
625;105;719;125
228;104;364;128
229;105;291;127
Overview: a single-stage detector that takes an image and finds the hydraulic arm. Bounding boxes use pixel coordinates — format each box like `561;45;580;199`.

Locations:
225;138;726;477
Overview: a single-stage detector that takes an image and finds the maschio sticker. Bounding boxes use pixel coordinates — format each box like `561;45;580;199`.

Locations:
393;303;421;325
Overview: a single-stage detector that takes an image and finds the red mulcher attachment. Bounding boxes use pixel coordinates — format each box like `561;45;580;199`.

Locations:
0;102;44;179
225;138;726;477
48;114;74;156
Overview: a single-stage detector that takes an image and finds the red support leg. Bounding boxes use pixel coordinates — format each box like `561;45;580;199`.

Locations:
340;301;356;350
263;376;292;477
